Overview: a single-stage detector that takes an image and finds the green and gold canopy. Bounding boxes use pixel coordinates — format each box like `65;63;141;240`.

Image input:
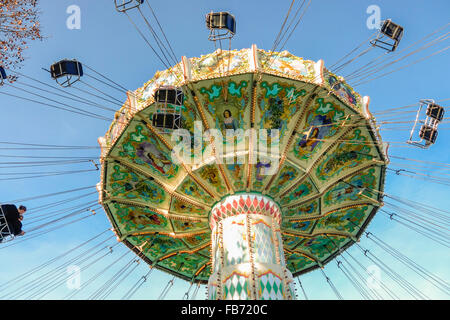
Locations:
97;45;388;284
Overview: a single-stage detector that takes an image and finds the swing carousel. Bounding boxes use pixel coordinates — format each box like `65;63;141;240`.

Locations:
96;45;388;300
2;0;450;302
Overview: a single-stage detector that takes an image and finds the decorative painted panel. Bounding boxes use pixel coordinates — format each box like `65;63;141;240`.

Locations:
107;202;171;236
313;127;379;184
172;219;209;233
267;161;304;198
281;219;316;234
286;253;315;273
322;166;381;209
278;176;318;206
175;176;216;206
183;232;211;249
159;253;209;278
252;219;277;264
195;163;228;197
109;121;182;182
289;96;349;167
105;161;168;206
283;198;320;218
190;48;251;81
258;271;285;300
223;272;250;300
170;197;207;217
323;68;363;111
295;235;348;259
315;205;374;234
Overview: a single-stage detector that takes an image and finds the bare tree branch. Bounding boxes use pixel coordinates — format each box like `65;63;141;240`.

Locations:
0;0;43;72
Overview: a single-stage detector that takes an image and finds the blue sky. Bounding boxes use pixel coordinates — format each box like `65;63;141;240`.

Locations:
0;0;449;300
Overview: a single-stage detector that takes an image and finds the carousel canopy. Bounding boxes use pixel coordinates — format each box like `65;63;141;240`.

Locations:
97;45;388;284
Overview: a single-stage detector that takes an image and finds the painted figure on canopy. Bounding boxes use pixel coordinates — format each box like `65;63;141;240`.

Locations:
222;109;239;131
255;161;271;181
296;114;333;153
329;75;357;105
136;142;172;175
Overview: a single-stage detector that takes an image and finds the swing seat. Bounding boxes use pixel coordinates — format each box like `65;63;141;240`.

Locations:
426;103;445;122
419;125;438;144
50;59;83;87
152;112;182;130
381;19;403;42
0;212;14;243
370;19;403;52
206;12;236;41
50;60;83;79
154;86;184;106
114;0;144;13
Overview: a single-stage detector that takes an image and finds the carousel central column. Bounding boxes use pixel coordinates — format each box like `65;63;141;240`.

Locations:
208;194;295;300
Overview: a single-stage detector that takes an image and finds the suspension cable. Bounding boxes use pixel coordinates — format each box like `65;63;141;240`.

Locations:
122;268;154;300
355;243;429;300
158;262;184;300
319;268;343;300
5;185;95;203
23;236;117;300
3;84;112;121
182;277;196;300
64;245;128;300
6;69;119;113
345;23;449;81
293;271;308;300
191;283;201;300
99;259;141;300
0;210;99;250
0;229;110;291
344;250;400;300
365;232;450;295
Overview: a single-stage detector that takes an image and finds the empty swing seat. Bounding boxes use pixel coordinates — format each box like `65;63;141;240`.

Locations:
371;19;404;52
154;87;184;106
152;86;184;131
114;0;144;13
50;60;83;80
381;19;404;42
152;113;182;130
206;12;236;40
419;125;438;144
426;103;445;122
406;99;443;149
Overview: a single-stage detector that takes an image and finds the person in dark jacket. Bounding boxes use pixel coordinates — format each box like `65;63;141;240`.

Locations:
0;204;26;242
